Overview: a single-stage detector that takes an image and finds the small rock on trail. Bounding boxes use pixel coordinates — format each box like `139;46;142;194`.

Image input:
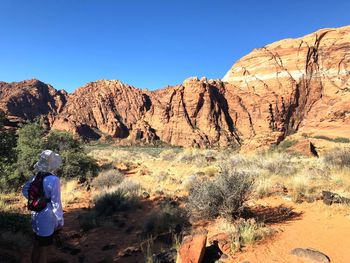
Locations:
290;248;330;263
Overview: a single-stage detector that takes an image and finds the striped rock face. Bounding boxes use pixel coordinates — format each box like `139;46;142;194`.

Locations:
222;26;350;149
1;26;349;149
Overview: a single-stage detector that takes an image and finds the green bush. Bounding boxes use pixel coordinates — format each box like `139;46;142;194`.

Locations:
15;122;44;181
43;131;98;180
269;139;297;152
0;117;99;189
187;169;254;220
314;135;350;143
43;131;82;152
0;111;18;190
333;137;350;143
58;151;98;181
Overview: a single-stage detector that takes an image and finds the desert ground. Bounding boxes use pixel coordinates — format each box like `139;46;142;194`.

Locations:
1;138;350;263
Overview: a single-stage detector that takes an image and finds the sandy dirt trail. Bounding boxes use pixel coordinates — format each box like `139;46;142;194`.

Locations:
231;197;350;263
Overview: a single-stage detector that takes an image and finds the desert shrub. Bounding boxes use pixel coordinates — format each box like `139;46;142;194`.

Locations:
303;164;331;179
290;175;311;203
43;131;99;180
13;125;98;187
333;137;350;143
225;154;254;170
237;219;274;246
314;135;350;143
94;179;140;216
92;169;124;190
15;122;44;182
143;203;189;236
0;114;17;167
254;177;274;198
43;131;82;153
187;169;254;220
159;149;178;161
269;139;297;152
58;151;98;181
118;179;142;197
323;148;350;168
94;189;134;216
220;219;274;251
258;153;298;176
175;149;206;166
182;173;201;191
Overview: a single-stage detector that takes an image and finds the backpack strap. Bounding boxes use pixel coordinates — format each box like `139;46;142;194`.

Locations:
39;172;53;202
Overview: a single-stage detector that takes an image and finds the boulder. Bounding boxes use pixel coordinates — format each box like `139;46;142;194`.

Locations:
322;191;350;205
176;233;207;263
290;248;330;263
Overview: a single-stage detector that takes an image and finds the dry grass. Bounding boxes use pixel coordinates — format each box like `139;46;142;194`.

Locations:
218;219;275;252
61;179;82;206
254;177;274;198
87;146;350;207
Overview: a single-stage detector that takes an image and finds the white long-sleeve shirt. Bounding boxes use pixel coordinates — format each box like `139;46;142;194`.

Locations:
22;174;64;237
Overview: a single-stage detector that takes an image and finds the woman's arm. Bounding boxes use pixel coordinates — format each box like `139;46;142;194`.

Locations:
50;177;64;228
22;177;35;199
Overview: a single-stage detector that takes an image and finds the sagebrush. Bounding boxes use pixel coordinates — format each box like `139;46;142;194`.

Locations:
187;167;254;220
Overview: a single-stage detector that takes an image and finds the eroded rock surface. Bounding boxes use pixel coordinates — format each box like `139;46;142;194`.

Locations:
223;25;350;149
176;233;207;263
1;25;350;148
0;79;67;127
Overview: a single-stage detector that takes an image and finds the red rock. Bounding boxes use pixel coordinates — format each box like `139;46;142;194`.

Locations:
176;233;207;263
1;25;350;149
0;79;67;127
223;26;350;149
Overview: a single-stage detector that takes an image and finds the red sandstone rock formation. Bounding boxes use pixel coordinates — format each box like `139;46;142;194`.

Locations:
0;79;67;127
51;80;155;140
1;25;349;148
223;25;350;149
176;233;207;263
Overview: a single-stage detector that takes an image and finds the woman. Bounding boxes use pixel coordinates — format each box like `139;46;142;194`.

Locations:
22;150;64;263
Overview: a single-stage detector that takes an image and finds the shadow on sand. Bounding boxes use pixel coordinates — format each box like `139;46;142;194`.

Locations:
243;204;303;225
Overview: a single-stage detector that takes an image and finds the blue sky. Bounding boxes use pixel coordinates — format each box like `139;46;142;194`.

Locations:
0;0;349;92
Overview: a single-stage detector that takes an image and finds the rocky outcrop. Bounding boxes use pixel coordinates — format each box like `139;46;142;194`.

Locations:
1;25;350;148
176;233;207;263
51;80;151;140
0;79;67;127
144;77;240;147
223;26;350;149
52;78;241;147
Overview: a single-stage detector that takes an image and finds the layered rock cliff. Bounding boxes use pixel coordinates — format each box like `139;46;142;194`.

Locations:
1;25;349;148
223;25;350;148
52;78;241;147
0;79;67;127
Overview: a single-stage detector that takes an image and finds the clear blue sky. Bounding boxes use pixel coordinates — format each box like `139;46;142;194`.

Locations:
0;0;349;92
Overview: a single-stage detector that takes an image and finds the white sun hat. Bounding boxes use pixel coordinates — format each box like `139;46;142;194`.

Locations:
34;150;62;173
